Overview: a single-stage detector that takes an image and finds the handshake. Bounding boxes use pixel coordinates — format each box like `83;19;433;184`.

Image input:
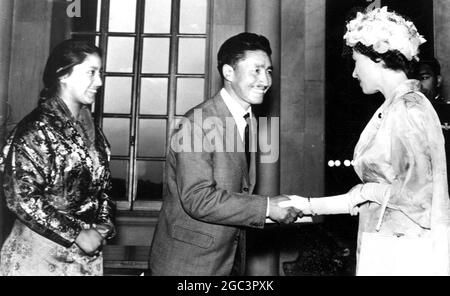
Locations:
266;195;314;224
266;187;368;224
265;183;380;224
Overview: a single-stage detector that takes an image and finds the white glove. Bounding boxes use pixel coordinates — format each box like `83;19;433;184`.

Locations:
278;196;311;214
279;194;359;216
279;183;391;216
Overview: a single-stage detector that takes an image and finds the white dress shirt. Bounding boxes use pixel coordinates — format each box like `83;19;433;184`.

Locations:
220;88;252;141
220;88;270;217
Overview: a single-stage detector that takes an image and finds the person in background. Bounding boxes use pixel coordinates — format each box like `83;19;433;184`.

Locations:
414;57;450;184
0;39;116;276
414;57;449;104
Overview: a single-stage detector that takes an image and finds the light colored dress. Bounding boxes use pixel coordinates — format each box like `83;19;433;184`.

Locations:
0;96;116;276
352;79;450;273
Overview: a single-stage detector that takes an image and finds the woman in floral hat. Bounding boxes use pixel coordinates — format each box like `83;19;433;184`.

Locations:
0;39;115;276
281;7;450;275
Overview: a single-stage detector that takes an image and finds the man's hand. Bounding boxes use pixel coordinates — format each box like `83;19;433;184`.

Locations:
278;195;312;215
75;229;104;256
268;195;303;224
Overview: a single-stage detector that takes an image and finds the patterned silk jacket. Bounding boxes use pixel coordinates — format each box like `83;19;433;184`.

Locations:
0;96;115;247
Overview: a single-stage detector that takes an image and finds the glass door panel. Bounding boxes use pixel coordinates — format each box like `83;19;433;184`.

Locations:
142;38;170;74
108;0;137;32
136;160;165;201
179;0;207;34
103;77;132;114
178;38;206;74
103;118;130;156
109;159;129;202
138;119;167;157
176;78;205;115
140;78;168;115
144;0;172;33
106;37;135;73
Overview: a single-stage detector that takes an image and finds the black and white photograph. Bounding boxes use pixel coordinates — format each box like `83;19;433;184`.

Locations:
0;0;449;283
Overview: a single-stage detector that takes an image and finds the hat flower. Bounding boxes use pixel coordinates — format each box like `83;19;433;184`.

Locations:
343;6;426;61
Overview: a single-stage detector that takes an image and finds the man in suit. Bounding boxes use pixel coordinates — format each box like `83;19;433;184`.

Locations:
414;57;450;184
148;32;301;276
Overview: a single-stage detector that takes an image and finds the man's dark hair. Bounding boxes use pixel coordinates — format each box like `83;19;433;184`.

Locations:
415;57;441;76
217;32;272;79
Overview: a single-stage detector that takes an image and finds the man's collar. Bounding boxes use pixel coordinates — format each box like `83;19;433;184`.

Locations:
220;88;252;119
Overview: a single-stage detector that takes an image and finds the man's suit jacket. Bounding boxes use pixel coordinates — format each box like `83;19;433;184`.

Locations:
149;92;267;276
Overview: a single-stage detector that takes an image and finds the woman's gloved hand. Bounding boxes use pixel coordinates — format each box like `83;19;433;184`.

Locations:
277;182;391;216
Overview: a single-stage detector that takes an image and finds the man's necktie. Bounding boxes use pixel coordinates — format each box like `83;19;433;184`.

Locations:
244;113;250;169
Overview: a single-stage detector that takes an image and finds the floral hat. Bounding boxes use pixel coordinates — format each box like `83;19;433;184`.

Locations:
343;6;426;61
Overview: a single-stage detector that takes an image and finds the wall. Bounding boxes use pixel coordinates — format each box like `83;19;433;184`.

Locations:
5;0;71;132
279;0;326;274
208;0;247;94
0;0;14;139
435;0;450;100
245;0;282;276
7;0;54;129
280;0;325;204
0;0;14;245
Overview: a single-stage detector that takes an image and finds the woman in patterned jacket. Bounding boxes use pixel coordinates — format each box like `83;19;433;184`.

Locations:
0;39;115;276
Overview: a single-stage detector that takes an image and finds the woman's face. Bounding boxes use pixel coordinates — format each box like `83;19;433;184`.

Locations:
60;53;103;106
352;50;382;95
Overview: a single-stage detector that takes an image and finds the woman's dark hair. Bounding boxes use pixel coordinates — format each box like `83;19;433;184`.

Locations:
40;39;102;98
343;42;417;78
217;32;272;80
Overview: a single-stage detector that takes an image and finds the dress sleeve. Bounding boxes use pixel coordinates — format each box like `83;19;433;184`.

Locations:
383;93;436;228
2;127;85;247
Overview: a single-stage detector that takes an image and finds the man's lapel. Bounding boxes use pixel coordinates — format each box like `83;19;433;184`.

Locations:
212;94;250;183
